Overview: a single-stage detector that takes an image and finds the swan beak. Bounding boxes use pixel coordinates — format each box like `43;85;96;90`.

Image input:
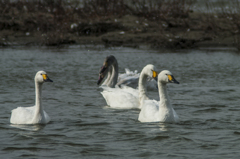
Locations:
99;65;107;75
152;70;158;81
168;75;179;84
99;62;108;74
97;74;104;85
42;74;53;82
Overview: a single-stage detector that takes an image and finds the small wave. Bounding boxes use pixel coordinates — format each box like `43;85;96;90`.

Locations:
3;146;54;151
150;135;170;141
193;107;221;113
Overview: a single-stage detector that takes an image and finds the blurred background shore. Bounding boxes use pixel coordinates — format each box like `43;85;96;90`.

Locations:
1;0;240;49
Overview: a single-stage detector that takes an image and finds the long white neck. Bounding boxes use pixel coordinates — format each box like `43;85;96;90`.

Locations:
158;82;173;113
103;62;118;88
102;67;112;86
138;70;149;106
32;81;44;123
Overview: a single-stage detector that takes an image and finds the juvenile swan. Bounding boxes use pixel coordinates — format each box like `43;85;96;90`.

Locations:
97;55;157;89
98;64;158;109
97;55;119;88
138;70;179;123
10;71;53;124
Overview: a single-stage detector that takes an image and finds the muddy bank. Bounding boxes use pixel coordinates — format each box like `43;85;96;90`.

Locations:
0;0;239;49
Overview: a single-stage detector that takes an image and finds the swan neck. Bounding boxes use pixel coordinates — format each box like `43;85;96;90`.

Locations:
111;62;118;87
105;62;118;88
138;71;148;105
158;82;171;109
102;69;112;86
34;81;44;118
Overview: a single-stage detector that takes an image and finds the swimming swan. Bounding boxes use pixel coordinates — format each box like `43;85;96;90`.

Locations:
98;62;158;109
118;68;157;90
10;71;53;125
138;70;180;123
97;55;119;88
97;55;157;89
117;68;139;88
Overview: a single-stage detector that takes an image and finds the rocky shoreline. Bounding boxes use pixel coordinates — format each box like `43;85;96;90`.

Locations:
0;0;239;50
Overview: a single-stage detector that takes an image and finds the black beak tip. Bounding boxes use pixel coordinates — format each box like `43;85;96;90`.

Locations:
175;81;180;84
97;76;103;85
45;78;53;82
97;80;101;85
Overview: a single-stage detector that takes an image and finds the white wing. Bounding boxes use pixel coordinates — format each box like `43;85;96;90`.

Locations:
100;85;140;109
138;100;159;122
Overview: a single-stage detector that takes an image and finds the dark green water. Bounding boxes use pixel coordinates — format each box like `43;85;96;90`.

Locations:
0;46;240;158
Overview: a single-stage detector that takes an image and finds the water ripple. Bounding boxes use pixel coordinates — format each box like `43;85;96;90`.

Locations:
1;48;240;158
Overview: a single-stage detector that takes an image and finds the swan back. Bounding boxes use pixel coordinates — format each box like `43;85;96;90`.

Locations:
10;106;51;124
100;85;139;109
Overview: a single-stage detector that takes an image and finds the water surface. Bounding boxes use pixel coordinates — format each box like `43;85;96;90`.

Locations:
0;46;240;158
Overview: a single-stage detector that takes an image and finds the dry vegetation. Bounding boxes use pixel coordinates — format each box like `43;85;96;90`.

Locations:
1;0;240;49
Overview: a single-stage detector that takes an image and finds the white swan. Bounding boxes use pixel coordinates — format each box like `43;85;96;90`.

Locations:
117;68;157;90
98;61;158;109
138;70;180;123
117;68;139;88
10;71;53;125
99;85;139;109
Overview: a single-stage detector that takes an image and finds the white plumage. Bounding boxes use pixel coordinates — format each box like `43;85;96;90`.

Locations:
98;61;158;109
100;85;139;109
10;70;53;125
117;68;157;90
138;70;180;123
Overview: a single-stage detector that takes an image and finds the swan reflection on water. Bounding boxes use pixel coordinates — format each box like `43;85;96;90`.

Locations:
158;123;169;132
10;124;46;131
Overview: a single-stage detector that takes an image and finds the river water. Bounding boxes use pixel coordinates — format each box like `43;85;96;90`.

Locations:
0;46;240;158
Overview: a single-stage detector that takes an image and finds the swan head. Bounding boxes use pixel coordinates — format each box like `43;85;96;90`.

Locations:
97;55;117;85
35;71;53;84
158;70;179;84
142;64;158;80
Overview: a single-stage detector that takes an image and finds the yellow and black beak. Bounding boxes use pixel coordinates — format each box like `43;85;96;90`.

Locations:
42;74;53;82
152;70;158;81
167;75;179;84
